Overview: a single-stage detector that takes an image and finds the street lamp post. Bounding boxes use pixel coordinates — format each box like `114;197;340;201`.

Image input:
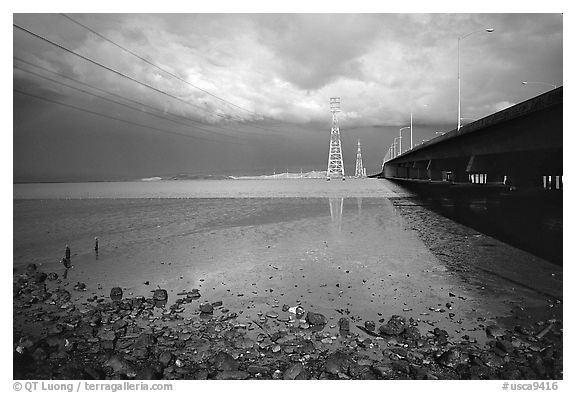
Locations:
399;126;410;155
458;28;494;131
410;111;413;149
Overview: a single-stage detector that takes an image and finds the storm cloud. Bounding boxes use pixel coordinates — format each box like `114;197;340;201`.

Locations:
13;13;562;181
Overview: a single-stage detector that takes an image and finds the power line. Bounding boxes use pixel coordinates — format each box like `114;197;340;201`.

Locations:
60;13;263;119
14;88;251;146
13;23;238;122
58;14;304;130
13;64;244;141
13;22;279;135
14;58;274;139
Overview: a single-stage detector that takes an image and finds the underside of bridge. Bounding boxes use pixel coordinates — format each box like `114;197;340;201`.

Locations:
378;87;562;193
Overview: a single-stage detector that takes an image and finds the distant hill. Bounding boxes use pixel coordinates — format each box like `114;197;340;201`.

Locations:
230;171;328;180
138;171;331;181
140;174;234;181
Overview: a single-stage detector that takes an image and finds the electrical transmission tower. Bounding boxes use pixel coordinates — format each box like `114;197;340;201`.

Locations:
355;139;366;178
326;97;345;180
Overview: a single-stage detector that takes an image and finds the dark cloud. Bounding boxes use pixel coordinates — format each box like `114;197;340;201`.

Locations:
13;13;562;181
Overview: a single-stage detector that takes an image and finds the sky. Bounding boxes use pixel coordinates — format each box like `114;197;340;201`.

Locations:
12;13;563;182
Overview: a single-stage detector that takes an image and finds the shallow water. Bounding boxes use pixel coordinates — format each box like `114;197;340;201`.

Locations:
13;178;407;199
14;179;519;347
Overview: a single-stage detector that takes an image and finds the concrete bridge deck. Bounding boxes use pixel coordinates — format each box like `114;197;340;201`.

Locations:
379;87;562;192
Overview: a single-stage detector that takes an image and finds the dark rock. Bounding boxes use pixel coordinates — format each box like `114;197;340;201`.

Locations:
104;355;137;378
153;289;168;307
403;326;421;340
502;363;523;379
112;319;127;330
364;321;376;331
318;371;331;380
359;369;379;380
295;339;315;354
110;287;123;301
480;351;505;368
32;347;47;362
349;363;372;379
359;337;373;348
295;370;311;380
214;351;238;371
338;317;350;332
158;351;173;366
215;370;250;380
282;304;290;312
97;330;116;341
26;263;37;273
306;312;327;326
372;363;395;379
47;272;59;281
82;366;104;380
31;272;47;284
152;289;168;301
191;369;208;380
433;328;449;344
530;355;547;377
283;362;304;380
378;315;406;336
51;288;71;303
199;303;214;314
390;347;408;359
409;364;428;379
437;348;468;368
514;325;534;336
469;364;494;379
325;351;350;375
136;366;160;380
74;282;87;291
212;300;223;307
134;333;156;349
247;364;269;375
496;340;514;354
132;347;148;359
270;331;283;342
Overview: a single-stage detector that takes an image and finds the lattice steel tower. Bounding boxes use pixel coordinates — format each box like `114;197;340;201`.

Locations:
355;139;366;178
326;97;345;180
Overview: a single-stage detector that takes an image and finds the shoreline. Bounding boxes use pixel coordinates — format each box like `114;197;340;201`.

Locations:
13;194;562;379
13;262;562;380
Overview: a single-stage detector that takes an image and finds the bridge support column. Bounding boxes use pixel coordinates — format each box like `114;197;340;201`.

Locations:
427;160;443;181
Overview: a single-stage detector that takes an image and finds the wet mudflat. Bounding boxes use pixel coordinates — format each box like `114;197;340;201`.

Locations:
13;180;562;380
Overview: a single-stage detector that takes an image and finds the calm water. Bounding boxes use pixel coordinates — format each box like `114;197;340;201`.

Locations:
13;179;404;199
13;179;559;346
384;181;563;265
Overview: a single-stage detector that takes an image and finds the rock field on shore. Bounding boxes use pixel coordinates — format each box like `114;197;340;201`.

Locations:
13;263;562;380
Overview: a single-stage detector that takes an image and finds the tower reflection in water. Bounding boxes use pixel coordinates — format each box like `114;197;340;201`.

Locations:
328;197;344;232
328;197;363;232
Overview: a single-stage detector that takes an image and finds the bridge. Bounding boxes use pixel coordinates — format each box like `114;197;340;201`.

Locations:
377;87;563;193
